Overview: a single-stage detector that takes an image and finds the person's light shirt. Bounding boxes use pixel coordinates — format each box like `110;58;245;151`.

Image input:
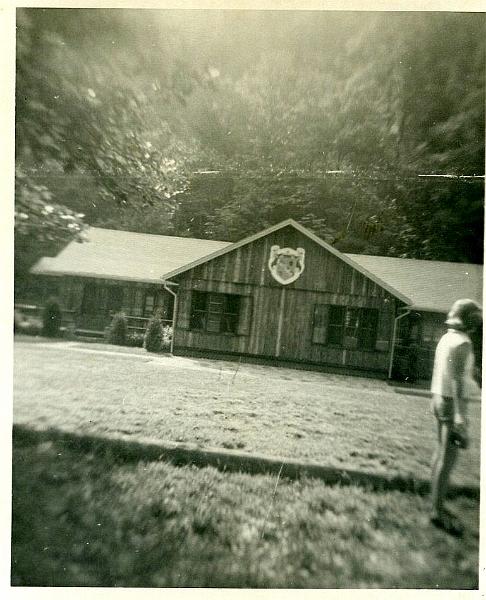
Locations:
431;329;480;400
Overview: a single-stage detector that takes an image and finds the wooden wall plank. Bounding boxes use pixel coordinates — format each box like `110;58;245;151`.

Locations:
174;225;399;372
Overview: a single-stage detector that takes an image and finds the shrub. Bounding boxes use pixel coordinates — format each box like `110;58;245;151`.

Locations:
144;317;163;353
107;312;128;346
127;332;145;348
14;310;25;333
161;325;173;352
15;310;43;336
42;298;62;338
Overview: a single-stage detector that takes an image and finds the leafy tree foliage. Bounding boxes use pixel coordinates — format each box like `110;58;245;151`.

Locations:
15;9;484;287
14;169;87;298
16;9;201;196
15;8;206;283
177;12;484;262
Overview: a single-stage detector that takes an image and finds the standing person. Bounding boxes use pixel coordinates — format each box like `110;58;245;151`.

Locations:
430;299;482;535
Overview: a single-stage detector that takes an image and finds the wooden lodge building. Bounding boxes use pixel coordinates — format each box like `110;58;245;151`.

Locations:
30;219;482;380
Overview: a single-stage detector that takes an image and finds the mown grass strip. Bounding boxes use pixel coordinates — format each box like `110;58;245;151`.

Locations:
13;424;479;500
14;341;481;487
11;431;479;588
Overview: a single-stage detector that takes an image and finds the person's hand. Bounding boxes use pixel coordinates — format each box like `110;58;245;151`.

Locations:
451;422;469;449
453;413;465;427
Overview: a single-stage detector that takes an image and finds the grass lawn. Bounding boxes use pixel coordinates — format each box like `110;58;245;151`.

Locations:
11;433;479;588
13;338;480;487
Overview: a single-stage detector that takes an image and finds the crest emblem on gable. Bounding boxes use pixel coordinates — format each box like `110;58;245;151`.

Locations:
268;245;305;285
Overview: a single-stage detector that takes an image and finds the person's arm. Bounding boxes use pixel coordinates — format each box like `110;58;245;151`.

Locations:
450;341;470;426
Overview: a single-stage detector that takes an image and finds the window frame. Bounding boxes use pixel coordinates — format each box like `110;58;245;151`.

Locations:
313;304;379;351
190;291;242;335
142;289;165;318
327;305;346;346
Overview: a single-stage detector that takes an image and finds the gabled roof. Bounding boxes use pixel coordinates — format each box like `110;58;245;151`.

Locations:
162;219;412;303
345;254;483;313
31;227;231;284
30;220;483;314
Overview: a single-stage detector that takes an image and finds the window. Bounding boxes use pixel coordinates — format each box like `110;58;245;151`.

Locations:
190;292;241;334
142;289;167;318
144;293;155;317
355;308;379;350
314;305;378;350
396;313;422;346
81;282;98;315
107;286;124;315
422;319;443;345
327;306;346;346
190;291;208;330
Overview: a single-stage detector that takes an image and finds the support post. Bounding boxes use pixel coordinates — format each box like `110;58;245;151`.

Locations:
163;281;179;355
388;308;411;379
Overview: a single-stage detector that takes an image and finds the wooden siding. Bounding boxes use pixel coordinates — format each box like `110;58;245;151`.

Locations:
55;277;172;331
394;311;446;381
173;225;398;372
175;284;395;371
181;225;392;296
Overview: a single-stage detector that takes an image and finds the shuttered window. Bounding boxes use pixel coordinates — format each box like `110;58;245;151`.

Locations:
356;307;379;350
144;293;155;316
312;304;329;344
327;305;346;345
143;289;164;318
190;292;246;335
313;304;379;350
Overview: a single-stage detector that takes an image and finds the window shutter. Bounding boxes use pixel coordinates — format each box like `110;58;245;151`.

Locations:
312;304;329;344
237;295;253;336
206;314;221;333
176;289;192;330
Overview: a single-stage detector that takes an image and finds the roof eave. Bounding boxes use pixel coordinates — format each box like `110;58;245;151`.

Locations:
405;305;448;314
407;301;482;313
31;269;173;286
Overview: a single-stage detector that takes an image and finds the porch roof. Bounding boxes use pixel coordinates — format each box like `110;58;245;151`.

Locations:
31;227;232;285
345;254;483;314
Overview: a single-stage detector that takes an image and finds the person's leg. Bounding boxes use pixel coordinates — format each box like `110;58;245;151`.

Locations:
430;418;442;485
431;422;458;518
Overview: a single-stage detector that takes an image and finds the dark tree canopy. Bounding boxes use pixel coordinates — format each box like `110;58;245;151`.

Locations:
15;9;485;293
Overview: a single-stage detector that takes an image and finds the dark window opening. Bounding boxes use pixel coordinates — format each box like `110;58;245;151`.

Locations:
327;305;345;346
81;282;98;315
190;291;241;334
107;286;124;315
143;290;161;318
326;305;378;350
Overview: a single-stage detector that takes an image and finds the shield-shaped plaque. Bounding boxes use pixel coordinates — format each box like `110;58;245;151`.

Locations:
268;245;305;285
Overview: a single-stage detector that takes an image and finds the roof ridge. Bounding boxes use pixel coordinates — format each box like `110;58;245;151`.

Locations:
345;253;482;268
88;226;230;245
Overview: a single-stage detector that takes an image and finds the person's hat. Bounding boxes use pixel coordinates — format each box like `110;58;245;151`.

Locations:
445;298;482;331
